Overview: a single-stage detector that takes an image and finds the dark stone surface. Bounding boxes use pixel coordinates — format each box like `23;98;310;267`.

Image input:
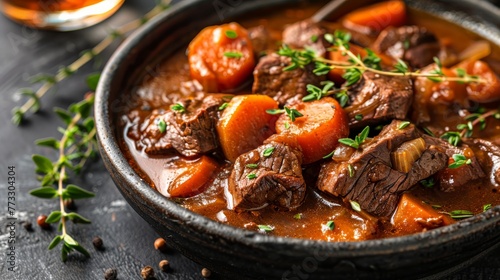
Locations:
0;0;498;279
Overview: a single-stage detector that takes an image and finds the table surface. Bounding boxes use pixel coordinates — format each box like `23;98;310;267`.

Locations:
0;1;499;279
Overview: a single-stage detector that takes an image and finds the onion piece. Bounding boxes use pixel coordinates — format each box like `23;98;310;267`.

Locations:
457;41;491;64
391;137;426;173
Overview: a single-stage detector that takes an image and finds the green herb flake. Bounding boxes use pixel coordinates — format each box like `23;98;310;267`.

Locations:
224;51;243;58
284;106;303;122
284;121;290;130
218;102;229;111
447;210;474;219
325;220;335;231
448;154;472;169
350;200;361;212
257;224;274;232
420;177;435;188
338;126;370;149
323;150;334;159
348;164;355;178
354;114;363;121
225;29;238;39
247;173;257;179
157;119;166;133
483;204;492;212
171;103;186;113
398;121;410;130
262;146;275;157
293;213;302;220
246;163;258;169
310;34;318;43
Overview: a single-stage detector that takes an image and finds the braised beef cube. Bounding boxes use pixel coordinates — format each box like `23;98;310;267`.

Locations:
345;72;413;129
372;26;440;69
317;120;448;217
469;139;500;186
252;53;324;105
228;141;306;211
282;19;329;57
136;94;225;157
248;25;273;56
427;137;488;191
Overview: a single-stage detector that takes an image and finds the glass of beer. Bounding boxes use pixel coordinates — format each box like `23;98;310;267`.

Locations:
0;0;125;31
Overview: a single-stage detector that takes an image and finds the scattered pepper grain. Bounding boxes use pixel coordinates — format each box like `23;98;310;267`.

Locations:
36;215;50;229
141;265;155;279
159;259;170;272
23;221;33;231
104;268;117;280
154;237;167;252
201;268;212;278
93;236;104;250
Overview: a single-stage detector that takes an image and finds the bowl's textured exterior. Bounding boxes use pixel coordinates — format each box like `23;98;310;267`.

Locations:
95;0;500;279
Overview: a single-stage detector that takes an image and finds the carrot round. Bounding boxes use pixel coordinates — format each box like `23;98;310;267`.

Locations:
188;22;255;92
167;156;219;198
275;97;349;164
217;95;278;162
342;0;406;35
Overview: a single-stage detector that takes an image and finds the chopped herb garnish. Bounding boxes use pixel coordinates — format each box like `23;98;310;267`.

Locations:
325;220;335;231
432;204;442;209
398;121;410;130
483;204;492;212
338;126;370;149
350;200;361;212
354;114;363;121
348;164;355;178
446;210;474;219
303;81;335;102
335;90;349;107
225;29;238;39
224;51;243;58
257;224;274;232
420;178;435;188
266;106;303;122
448;154;472;169
423;127;435;137
441;131;461;147
157;119;166;133
277;44;316;71
323;150;334;159
310;34;318;43
218;102;229;111
284;121;290;130
403;39;410;50
171;103;185;113
246;173;257;179
293;213;302;220
246;163;258;169
393;59;409;74
262;146;275;157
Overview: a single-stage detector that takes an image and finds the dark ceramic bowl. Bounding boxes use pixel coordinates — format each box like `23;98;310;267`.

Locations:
95;0;500;279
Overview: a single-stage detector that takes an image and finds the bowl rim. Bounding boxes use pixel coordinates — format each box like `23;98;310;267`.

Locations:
95;0;500;256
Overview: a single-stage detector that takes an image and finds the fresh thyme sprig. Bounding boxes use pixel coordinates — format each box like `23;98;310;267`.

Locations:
11;0;172;125
266;106;304;122
338;126;370;149
441;108;500;146
30;93;97;261
277;31;486;88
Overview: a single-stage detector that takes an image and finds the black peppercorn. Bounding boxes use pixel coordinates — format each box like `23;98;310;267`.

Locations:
23;221;33;232
154;238;167;252
141;265;155;279
201;268;212;278
159;259;170;272
93;236;104;250
37;215;50;229
104;268;117;280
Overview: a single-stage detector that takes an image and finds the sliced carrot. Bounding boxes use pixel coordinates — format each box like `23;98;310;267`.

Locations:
342;0;406;35
392;193;455;235
167;156;219;198
217;95;278;162
275;97;349;164
188;22;255;92
454;60;500;103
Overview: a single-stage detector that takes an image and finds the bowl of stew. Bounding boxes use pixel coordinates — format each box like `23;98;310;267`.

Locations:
95;0;500;279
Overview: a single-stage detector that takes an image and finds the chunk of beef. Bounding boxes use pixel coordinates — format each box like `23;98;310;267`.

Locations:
344;72;413;130
465;139;498;186
134;94;225;157
425;137;486;192
372;26;440;69
317;120;448;217
282;19;329;57
248;25;273;56
228;140;306;211
252;53;324;105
